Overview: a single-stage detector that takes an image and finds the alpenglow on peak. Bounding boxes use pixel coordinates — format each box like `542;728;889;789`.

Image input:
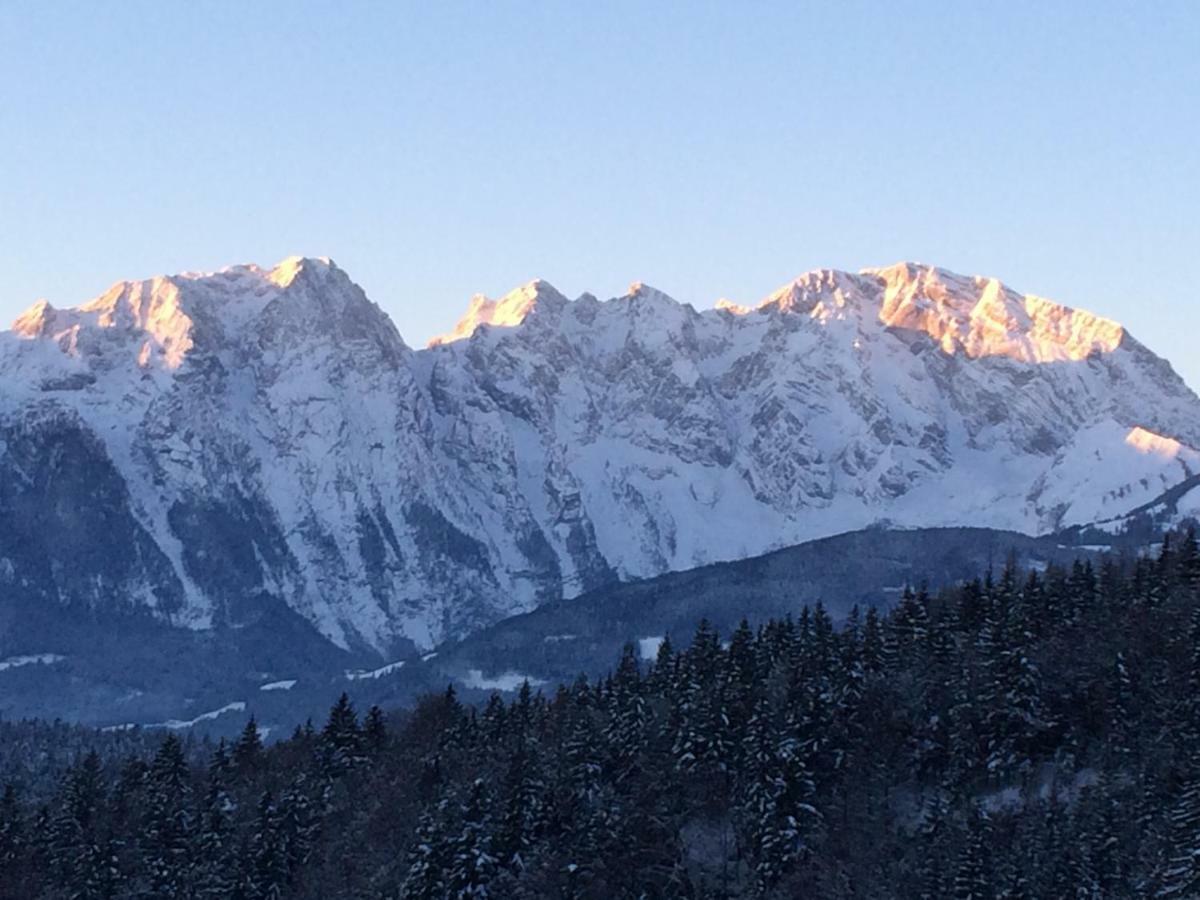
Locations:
425;261;1127;366
427;279;567;347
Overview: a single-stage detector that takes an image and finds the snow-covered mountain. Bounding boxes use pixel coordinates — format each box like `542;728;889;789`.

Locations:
2;257;1198;655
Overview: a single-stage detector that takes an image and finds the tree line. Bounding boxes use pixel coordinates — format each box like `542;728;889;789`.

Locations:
2;531;1200;897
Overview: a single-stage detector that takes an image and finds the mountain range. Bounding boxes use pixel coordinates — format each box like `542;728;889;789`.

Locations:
2;256;1199;725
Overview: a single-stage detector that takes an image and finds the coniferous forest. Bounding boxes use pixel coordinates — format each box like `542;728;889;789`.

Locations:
4;532;1200;899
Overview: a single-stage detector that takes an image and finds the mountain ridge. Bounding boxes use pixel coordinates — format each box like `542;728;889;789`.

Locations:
427;261;1133;369
1;256;1198;657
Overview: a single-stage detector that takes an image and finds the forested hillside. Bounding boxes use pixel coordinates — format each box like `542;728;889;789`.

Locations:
3;531;1200;898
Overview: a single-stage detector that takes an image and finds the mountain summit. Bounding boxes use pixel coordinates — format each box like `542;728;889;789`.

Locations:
427;279;568;346
1;257;1198;655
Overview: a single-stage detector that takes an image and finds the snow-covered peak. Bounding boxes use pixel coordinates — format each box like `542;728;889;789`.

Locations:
11;275;195;369
265;255;336;289
863;262;1125;363
428;279;567;347
424;262;1128;371
713;297;751;315
706;262;1126;366
623;281;675;304
742;269;881;323
4;256;385;372
11;298;58;337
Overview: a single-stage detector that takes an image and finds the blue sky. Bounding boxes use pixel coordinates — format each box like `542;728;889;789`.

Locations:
2;2;1198;387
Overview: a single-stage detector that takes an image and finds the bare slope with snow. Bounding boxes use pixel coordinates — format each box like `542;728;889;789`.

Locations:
2;258;1197;654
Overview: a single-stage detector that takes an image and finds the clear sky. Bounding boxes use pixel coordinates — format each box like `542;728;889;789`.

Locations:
2;2;1198;387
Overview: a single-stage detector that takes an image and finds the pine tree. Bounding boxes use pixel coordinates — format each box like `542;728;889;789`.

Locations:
671;620;734;776
739;695;819;895
208;738;231;777
232;717;264;774
278;774;318;882
103;754;147;856
245;790;289;900
0;782;26;885
647;635;675;697
49;751;121;900
563;684;602;803
1158;534;1176;595
915;790;953;900
142;733;192;898
957;577;988;634
861;606;886;675
364;704;388;753
480;692;507;744
975;594;1048;777
1068;560;1098;619
891;586;931;669
1076;776;1126;897
193;774;236;899
953;809;992;900
1155;757;1200;897
494;739;546;873
1179;528;1200;598
401;799;452;900
321;692;365;778
1165;608;1200;772
1110;651;1137;764
1019;569;1046;639
809;603;837;676
1035;799;1081;899
997;634;1049;773
725;619;759;762
603;643;647;777
915;609;958;778
446;779;498;897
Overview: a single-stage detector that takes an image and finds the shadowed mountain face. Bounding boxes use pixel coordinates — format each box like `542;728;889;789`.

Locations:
0;526;1109;731
416;526;1111;694
1;257;1198;665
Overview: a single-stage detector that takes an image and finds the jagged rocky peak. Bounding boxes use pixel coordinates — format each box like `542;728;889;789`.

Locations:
428;279;568;346
11;298;59;338
11;275;195;368
711;262;1127;366
252;256;408;355
425;262;1131;371
863;261;1127;363
6;256;402;369
622;281;677;305
749;268;880;318
263;254;336;288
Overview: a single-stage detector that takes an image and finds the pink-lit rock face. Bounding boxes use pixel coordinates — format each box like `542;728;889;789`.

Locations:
1;256;1197;653
428;279;567;347
7;257;343;372
870;263;1125;363
721;262;1125;365
1124;426;1200;463
435;262;1129;366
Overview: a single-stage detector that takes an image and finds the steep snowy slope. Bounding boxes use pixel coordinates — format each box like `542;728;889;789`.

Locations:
425;265;1200;580
1;258;1198;656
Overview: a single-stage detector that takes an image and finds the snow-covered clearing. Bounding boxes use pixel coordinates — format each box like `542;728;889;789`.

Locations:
0;653;64;672
460;669;547;692
101;701;247;733
345;660;405;681
638;637;665;660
